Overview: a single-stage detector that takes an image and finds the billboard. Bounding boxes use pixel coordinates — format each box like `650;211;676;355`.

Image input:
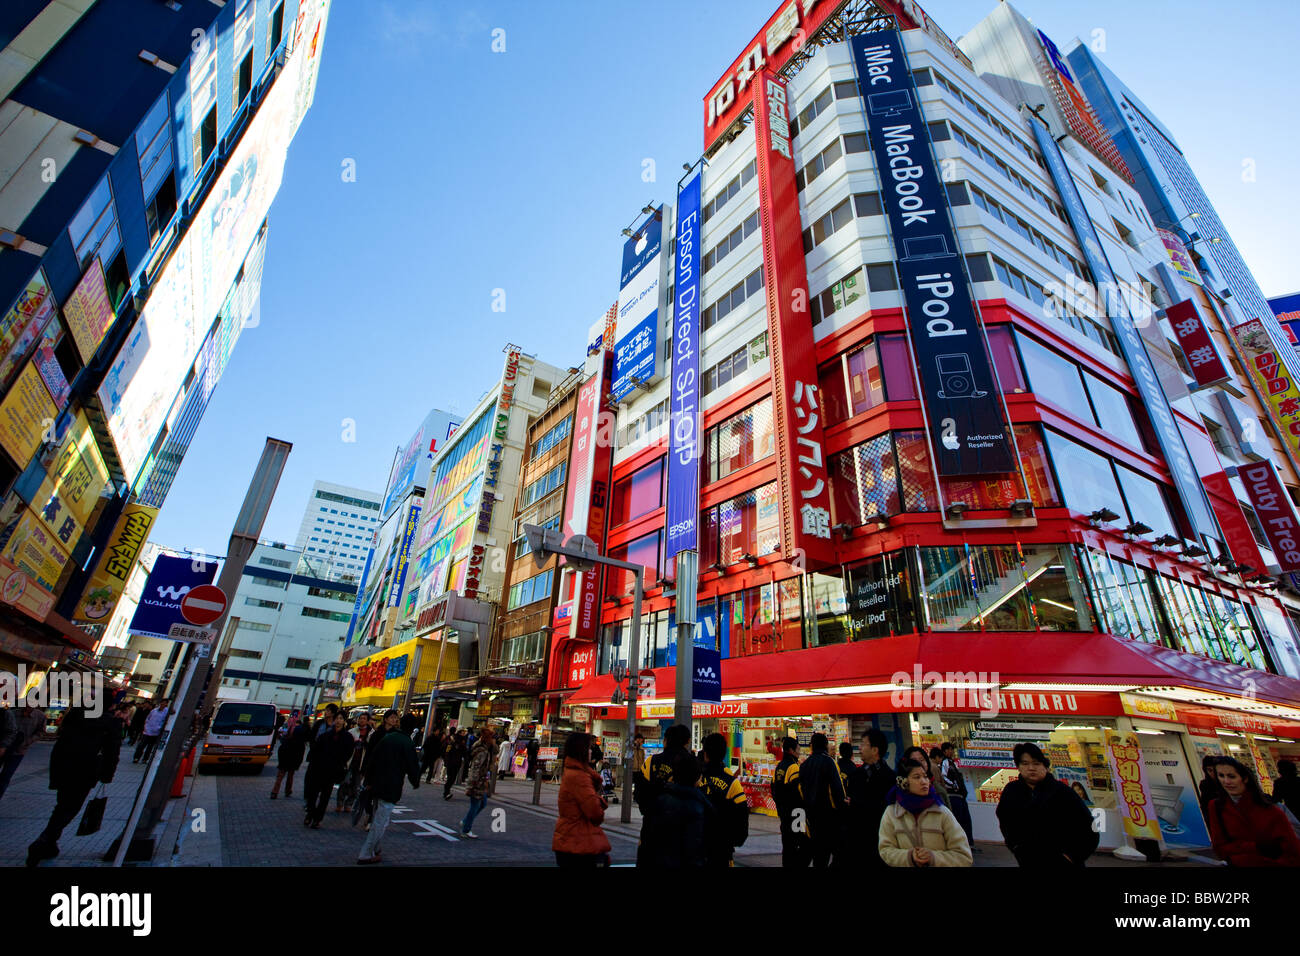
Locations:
587;302;617;364
128;554;218;640
386;502;422;609
1233;319;1300;462
98;18;321;484
1031;116;1220;549
381;409;461;520
666;173;703;557
853;32;1013;477
1268;293;1300;347
73;503;158;623
613;212;664;401
562;350;615;641
0;363;56;468
1033;27;1132;181
1157;229;1201;286
1239;461;1300;573
0;270;57;391
1165;300;1228;387
62;259;116;363
751;70;837;567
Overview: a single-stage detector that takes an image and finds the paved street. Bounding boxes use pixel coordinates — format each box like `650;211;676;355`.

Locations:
0;741;1220;867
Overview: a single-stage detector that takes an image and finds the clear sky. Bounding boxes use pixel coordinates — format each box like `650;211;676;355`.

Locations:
148;0;1300;558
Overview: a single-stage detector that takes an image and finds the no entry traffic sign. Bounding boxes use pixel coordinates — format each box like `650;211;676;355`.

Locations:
180;584;227;627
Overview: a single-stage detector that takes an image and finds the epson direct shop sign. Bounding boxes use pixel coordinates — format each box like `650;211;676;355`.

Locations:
666;175;703;555
852;31;1013;475
613;210;665;402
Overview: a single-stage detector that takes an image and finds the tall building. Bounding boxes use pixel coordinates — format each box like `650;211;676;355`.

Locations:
342;346;564;720
547;0;1300;850
292;480;382;582
0;0;332;676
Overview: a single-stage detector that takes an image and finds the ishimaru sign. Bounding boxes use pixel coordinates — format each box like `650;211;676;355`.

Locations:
852;31;1013;475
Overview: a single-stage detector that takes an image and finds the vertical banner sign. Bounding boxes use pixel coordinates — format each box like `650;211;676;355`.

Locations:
667;173;703;557
852;32;1013;476
751;70;836;568
1165;300;1228;387
1104;730;1163;842
1030;117;1220;545
1156;229;1202;286
344;529;378;646
562;350;614;641
1232;319;1300;459
73;503;158;623
1239;460;1300;573
613;213;664;401
386;503;422;608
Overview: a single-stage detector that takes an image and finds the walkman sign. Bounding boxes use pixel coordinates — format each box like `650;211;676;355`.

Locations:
852;31;1012;475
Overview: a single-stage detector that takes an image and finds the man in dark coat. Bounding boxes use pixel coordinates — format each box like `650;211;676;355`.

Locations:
421;730;443;783
270;712;311;798
303;712;354;827
638;751;713;867
356;710;419;864
997;742;1099;868
525;737;539;779
634;724;695;866
798;733;847;868
771;736;807;867
442;730;467;799
845;728;894;868
128;702;149;745
698;733;748;867
26;706;122;866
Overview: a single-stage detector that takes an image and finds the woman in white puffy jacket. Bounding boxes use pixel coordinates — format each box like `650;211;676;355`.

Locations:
878;757;974;867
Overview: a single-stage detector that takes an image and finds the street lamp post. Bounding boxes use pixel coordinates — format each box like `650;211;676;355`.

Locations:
522;524;644;824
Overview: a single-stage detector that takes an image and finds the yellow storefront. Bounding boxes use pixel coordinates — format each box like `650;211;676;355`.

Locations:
342;636;459;710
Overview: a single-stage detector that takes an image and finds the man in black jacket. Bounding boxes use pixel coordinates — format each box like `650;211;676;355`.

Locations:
798;733;847;868
698;733;748;867
940;741;974;845
634;724;694;866
845;728;893;868
772;736;806;868
26;706;122;866
356;710;419;864
442;730;467;799
638;751;713;867
303;712;354;827
996;742;1099;867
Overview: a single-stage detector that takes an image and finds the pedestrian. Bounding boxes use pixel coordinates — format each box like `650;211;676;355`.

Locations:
1275;761;1300;820
421;727;443;783
798;732;847;867
0;702;46;801
270;710;310;799
633;724;694;865
400;710;420;737
303;712;354;828
313;704;340;739
337;711;373;812
552;732;612;867
837;741;856;782
525;737;539;779
630;734;645;788
132;699;169;764
356;710;420;865
845;728;895;868
996;742;1099;868
25;705;121;866
878;757;973;867
1198;754;1227;811
442;729;466;800
1206;756;1300;867
128;702;149;745
460;726;495;838
771;736;807;868
939;741;974;846
460;728;473;783
638;750;713;867
899;745;948;808
698;732;748;868
497;732;514;780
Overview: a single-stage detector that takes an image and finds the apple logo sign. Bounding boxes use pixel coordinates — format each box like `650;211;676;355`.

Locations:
942;433;961;451
634;232;648;256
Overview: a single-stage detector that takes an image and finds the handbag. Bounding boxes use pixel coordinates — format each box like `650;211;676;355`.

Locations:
77;783;108;836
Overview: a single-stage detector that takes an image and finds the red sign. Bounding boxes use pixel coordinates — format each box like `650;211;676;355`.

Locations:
464;544;487;599
569;645;597;686
179;584;227;626
1166;300;1228;387
563;350;614;641
752;70;836;568
702;0;960;154
1239;460;1300;572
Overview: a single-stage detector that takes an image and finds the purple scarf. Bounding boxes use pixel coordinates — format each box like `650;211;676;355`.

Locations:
888;783;940;816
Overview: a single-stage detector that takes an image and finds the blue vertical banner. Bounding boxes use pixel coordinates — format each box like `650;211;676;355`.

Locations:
386;503;422;609
851;31;1013;476
344;530;377;647
612;211;664;401
667;173;703;557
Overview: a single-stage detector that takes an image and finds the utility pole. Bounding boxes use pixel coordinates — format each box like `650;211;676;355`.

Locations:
111;438;291;864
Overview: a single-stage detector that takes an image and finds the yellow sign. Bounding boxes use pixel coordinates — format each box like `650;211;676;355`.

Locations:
0;363;56;467
63;259;116;363
1119;693;1178;722
73;503;158;623
31;413;110;550
1232;319;1300;459
3;505;71;591
1104;731;1163;842
0;555;55;621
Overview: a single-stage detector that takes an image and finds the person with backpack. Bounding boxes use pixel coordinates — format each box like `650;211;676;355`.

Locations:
996;742;1099;868
1206;756;1300;867
798;733;847;867
552;732;612;867
698;732;748;867
638;751;713;867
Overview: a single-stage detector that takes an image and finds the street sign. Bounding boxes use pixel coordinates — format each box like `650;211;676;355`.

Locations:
637;669;656;698
167;621;217;644
180;584;227;626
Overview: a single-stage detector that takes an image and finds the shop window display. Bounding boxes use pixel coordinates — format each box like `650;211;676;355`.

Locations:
830;433;900;526
919;544;1090;632
804;572;851;647
845;551;918;639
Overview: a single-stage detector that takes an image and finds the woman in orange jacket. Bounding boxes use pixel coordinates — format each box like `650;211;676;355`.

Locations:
552;732;612;867
1206;757;1300;867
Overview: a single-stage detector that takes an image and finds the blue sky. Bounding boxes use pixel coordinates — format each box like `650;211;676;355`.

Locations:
148;0;1300;558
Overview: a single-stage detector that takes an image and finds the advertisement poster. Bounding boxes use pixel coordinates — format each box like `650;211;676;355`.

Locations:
128;553;218;640
1156;228;1201;286
0;270;56;389
1103;730;1163;842
0;554;56;622
0;363;57;467
62;260;116;363
1138;732;1211;848
1;505;71;592
1233;318;1300;461
613;211;664;401
73;503;158;623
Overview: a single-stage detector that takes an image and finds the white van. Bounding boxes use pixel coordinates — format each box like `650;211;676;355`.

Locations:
200;700;279;771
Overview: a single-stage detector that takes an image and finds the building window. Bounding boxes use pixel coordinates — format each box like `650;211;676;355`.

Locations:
507;569;553;610
607;532;661;596
705;398;775;484
1043;429;1128;521
285;657;311;671
531;417;571;457
245;597;281;610
877;334;917;401
702;266;763;332
301;606;350;622
610;458;664;526
704;210;759;272
700;483;780;566
229;648;262;659
238;621;272;632
69;175;122;271
522;462;566;507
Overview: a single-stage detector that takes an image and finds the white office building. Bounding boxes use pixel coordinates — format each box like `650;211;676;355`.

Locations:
293;480;383;582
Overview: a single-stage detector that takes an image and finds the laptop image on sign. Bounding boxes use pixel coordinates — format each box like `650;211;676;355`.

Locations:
868;89;912;117
902;235;952;260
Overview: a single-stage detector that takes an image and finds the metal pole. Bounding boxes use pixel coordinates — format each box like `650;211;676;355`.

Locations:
620;566;643;824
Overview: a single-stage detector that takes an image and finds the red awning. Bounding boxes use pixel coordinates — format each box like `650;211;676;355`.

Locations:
567;632;1300;709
